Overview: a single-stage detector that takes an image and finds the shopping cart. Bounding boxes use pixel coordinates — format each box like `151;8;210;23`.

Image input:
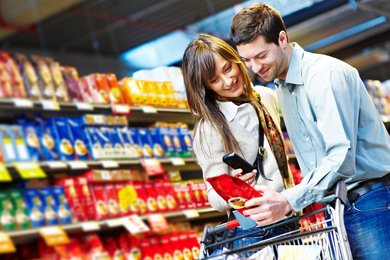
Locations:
199;181;353;259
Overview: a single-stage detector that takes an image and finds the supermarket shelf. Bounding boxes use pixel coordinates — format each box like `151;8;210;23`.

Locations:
0;98;193;124
6;207;223;244
4;158;198;179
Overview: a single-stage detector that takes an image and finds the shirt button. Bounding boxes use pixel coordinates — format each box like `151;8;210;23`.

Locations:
303;200;308;204
305;137;310;142
292;92;296;96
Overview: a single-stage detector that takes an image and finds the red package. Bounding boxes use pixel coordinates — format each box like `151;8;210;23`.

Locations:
55;177;85;221
144;182;159;213
90;183;109;220
160;235;174;259
188;230;201;259
162;181;178;211
106;184;120;218
75;176;95;220
132;181;148;214
103;236;124;260
206;174;262;213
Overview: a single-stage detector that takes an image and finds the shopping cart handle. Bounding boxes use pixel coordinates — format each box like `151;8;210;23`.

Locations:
207;219;240;236
320;180;348;205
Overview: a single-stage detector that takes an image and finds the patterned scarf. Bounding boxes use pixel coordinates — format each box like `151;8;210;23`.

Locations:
255;98;295;189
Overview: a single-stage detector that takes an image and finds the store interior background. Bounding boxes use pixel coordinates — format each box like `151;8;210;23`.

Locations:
0;0;389;82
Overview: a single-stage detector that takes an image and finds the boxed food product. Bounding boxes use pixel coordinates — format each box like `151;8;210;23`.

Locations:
61;66;83;101
116;127;138;158
0;60;13;98
7;189;30;229
154;122;175;157
90;183;109;220
106;73;125;104
38;187;59;225
31;55;56;101
9;125;31;161
0;125;18;162
52;186;72;225
50;118;75;160
85;127;104;159
78;77;94;103
0;51;27;98
93;73;110;103
177;123;193;157
106;184;120;218
14;53;42;100
55;177;85;222
48;59;69;102
35;117;59;161
24;188;45;227
137;128;154;158
0;191;16;231
144;183;158;213
131;181;147;215
75;176;95;220
68;117;90;160
19;119;44;161
128;128;143;158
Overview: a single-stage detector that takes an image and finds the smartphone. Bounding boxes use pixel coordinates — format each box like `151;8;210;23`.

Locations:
222;152;254;174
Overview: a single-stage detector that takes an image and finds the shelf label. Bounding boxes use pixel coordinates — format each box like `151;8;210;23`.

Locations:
141;106;157;114
81;221;100;231
40;226;70;246
75;102;94;111
141;158;165;176
14;162;46;179
122;215;150;234
13;98;33;108
100;160;119;169
169;157;185;166
41;100;60;110
106;218;123;227
46;161;67;169
0;232;16;254
68;161;88;170
147;214;169;232
0;163;12;182
183;209;200;219
112;104;131;115
119;186;137;211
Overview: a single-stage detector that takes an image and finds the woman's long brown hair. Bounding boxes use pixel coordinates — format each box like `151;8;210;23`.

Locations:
182;34;263;155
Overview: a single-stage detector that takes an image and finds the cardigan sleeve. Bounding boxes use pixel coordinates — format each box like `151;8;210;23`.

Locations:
193;121;231;212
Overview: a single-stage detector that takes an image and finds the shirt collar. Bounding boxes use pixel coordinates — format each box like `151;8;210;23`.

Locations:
217;100;238;122
274;42;304;88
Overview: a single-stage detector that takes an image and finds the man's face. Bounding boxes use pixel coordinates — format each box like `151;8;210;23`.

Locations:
237;35;287;82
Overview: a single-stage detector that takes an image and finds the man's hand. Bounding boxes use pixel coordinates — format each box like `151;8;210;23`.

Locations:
242;185;292;225
231;169;257;186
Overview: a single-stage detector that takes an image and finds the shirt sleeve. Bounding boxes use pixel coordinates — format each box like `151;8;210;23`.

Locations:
193;121;231;212
282;67;356;211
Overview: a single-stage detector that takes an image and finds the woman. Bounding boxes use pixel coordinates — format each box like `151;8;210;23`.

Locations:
182;34;295;257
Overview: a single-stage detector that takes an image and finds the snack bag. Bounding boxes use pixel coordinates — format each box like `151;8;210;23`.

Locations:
0;51;26;98
14;53;42;99
206;174;262;213
48;59;69;102
31;55;56;101
61;66;83;101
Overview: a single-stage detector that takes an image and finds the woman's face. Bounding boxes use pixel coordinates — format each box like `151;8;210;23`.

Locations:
207;53;244;100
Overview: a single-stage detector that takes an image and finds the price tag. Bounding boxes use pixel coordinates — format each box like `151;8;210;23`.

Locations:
106;218;123;227
13;98;33;108
0;163;12;182
81;221;100;231
141;158;165;176
46;161;67;169
68;161;88;170
14;162;46;179
141;106;157;114
118;186;137;211
0;232;16;253
122;215;150;234
75;102;94;111
169;157;185;166
112;104;131;115
100;160;119;169
40;226;70;246
147;214;169;232
183;209;200;219
41;100;60;110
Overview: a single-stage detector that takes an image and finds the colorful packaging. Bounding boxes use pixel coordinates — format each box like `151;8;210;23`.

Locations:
10;125;31;161
137;128;154;158
24;188;45;227
106;73;125;104
90;183;109;220
0;125;18;162
38;187;59;225
144;183;158;213
0;51;26;98
55;177;85;222
154;122;175;157
116;127;138;158
85;127;104;159
93;73;110;103
35;117;59;161
50;118;75;160
48;59;69;102
128;128;143;158
75;176;95;220
0;59;13;97
14;53;42;100
148;127;165;158
177;123;193;157
7;189;30;229
31;55;56;101
169;124;183;157
0;191;16;231
78;77;94;103
106;184;120;218
19;119;44;161
61;66;83;101
52;186;72;225
68;117;90;160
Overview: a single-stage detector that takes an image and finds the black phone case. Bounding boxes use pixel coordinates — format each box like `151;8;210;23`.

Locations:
222;152;254;173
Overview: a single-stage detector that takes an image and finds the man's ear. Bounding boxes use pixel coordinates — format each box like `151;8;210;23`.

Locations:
278;30;288;47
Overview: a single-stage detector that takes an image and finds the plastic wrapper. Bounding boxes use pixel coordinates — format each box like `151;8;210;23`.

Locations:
14;53;42;99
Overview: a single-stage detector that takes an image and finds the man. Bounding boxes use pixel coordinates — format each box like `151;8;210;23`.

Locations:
231;3;390;259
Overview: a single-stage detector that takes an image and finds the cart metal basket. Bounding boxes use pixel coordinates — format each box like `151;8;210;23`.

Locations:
199;181;352;259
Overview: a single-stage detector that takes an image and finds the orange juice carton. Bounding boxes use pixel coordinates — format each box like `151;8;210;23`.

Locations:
14;53;42;100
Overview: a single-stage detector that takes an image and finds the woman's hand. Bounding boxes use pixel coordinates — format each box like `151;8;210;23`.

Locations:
231;169;257;186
